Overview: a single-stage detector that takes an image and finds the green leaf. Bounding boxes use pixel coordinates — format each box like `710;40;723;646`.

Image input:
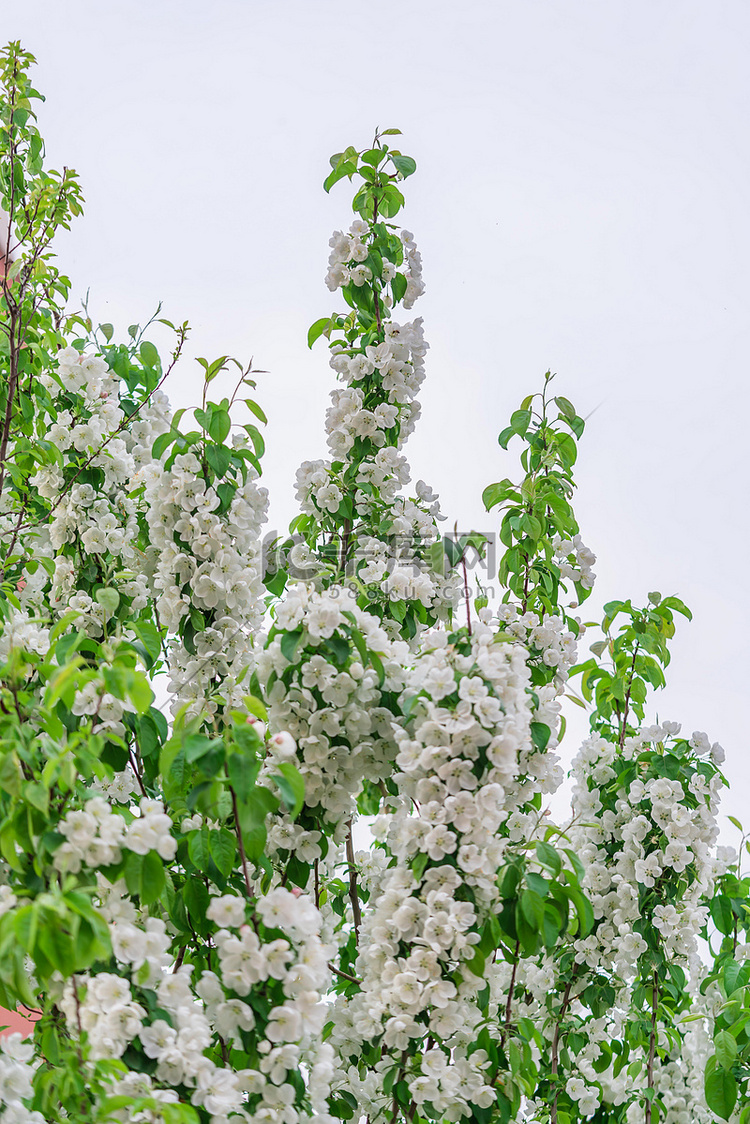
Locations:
391;273;407;303
563;848;585;882
308;317;332;348
209;828;237;877
139;340;160;368
521;888;545;930
510;409;531;436
482;480;517;512
244;696;268;722
272;763;305;819
36;921;76;977
161;1103;200;1124
530;722;551;751
324;160;357;193
661;595;692;621
280;629;304;664
188;828;210;870
237;786;279;863
183;734;223;764
206;443;231;478
96;586;120;617
361;147;387;168
124;849;165;905
412;852;429;882
227;750;261;802
184;879;210;934
711;895;734;936
207;408;231;444
536;841;561;876
565;880;594;936
123;669;154;714
244;398;268;425
724;959;744;996
526;872;549;898
714;1029;737;1071
555;395;576;419
134;620;163;668
390;153;416;178
705;1065;737;1120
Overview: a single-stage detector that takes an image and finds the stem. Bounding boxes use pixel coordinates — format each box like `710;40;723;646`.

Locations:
462;553;472;635
371;194;383;338
230;786;255;900
345;820;361;940
0;303;20;499
70;975;92;1120
328;962;362;985
0;497;30;579
500;940;521;1048
619;644;640;749
550;974;576;1124
340;516;351;575
128;747;148;798
645;969;658;1124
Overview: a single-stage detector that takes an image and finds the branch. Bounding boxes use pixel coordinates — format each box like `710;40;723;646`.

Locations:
229;785;255;900
645;969;658;1124
328;962;362;985
461;552;472;635
619;643;640;749
345;820;361;940
550;971;577;1124
500;940;521;1048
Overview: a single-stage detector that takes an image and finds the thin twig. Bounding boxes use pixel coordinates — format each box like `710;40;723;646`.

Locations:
645;970;658;1124
328;962;362;985
345;820;361;940
500;940;521;1048
230;785;255;900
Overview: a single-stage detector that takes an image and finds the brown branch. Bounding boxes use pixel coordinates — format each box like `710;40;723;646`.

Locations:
550;971;578;1124
340;516;351;575
328;962;362;985
128;747;148;798
345;820;361;940
500;940;521;1048
0;496;31;580
645;970;658;1124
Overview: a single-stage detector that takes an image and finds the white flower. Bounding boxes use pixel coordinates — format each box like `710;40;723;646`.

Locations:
207;894;246;929
265;1004;302;1043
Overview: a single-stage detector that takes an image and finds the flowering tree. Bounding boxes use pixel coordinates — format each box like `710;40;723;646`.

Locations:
0;41;746;1124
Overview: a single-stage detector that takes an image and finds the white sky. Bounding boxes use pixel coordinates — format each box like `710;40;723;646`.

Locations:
8;0;750;832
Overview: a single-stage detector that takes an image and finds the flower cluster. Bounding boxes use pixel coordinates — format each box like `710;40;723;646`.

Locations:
0;1034;43;1124
327;623;539;1121
552;532;597;592
259;583;408;836
569;725;727;979
496;602;581;687
141;442;269;716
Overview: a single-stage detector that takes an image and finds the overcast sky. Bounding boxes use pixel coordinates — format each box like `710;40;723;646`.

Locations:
8;0;750;831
